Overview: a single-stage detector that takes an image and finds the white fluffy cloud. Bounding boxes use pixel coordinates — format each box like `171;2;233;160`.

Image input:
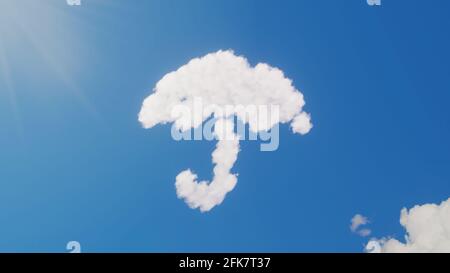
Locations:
139;50;312;134
139;50;312;212
368;198;450;253
350;214;371;237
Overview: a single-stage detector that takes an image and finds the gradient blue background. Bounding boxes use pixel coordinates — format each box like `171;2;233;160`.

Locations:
0;0;449;252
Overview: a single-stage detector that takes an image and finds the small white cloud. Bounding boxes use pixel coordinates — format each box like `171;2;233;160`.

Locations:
368;197;450;253
350;214;371;237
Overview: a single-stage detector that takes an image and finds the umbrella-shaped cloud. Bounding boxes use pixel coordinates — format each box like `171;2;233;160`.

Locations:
138;50;312;212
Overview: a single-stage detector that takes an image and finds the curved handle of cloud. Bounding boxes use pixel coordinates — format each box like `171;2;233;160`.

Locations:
176;119;239;212
138;50;312;212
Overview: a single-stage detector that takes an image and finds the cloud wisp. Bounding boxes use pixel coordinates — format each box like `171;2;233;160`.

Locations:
350;214;371;237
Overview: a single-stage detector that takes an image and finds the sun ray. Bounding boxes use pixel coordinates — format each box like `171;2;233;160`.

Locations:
0;0;103;123
0;38;25;141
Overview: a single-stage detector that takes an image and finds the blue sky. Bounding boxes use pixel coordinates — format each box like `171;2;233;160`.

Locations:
0;0;449;252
